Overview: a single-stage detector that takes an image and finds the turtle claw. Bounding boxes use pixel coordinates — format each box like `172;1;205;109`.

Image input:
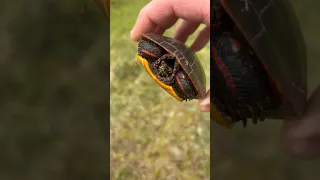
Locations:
154;59;162;67
248;106;258;124
242;119;247;127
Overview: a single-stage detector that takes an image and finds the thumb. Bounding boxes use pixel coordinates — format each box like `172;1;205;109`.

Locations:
282;85;320;159
198;89;210;112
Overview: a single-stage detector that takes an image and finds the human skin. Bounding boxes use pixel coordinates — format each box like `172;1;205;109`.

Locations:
130;0;210;52
130;0;320;159
130;0;211;110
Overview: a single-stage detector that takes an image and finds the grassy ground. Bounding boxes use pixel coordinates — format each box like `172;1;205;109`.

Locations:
110;0;210;179
0;0;109;179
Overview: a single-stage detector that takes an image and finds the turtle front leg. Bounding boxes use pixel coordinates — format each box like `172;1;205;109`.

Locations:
154;54;180;85
165;60;180;84
154;54;175;67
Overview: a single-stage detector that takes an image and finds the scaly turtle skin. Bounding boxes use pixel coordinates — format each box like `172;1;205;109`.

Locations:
137;33;206;101
210;0;307;128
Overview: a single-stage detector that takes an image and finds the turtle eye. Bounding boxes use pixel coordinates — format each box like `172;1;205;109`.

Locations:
138;40;163;61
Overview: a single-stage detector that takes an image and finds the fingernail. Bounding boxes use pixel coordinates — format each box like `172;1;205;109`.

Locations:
198;92;210;112
130;27;135;39
199;99;209;106
199;104;210;112
291;139;307;157
130;31;133;38
288;136;320;159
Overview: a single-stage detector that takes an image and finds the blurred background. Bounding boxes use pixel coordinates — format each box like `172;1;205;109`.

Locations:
110;0;210;179
0;0;109;179
211;0;320;180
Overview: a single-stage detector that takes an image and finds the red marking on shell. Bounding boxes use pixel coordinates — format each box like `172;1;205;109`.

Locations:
230;38;241;52
176;74;186;95
141;49;159;59
154;45;162;53
211;45;237;95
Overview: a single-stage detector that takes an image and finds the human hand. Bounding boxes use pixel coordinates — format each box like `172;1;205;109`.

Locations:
282;85;320;159
131;0;210;108
130;0;210;52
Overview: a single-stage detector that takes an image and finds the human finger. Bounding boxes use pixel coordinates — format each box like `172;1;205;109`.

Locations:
153;26;167;35
282;85;320;159
190;25;210;52
198;90;210;112
130;0;210;41
173;20;200;43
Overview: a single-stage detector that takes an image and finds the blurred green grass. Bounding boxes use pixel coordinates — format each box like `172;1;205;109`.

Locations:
110;0;210;179
0;0;109;179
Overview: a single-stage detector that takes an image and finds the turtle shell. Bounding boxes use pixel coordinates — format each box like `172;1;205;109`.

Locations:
142;33;207;99
220;0;307;119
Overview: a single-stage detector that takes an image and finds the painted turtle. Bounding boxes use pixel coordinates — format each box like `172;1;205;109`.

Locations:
210;0;307;128
136;33;206;101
